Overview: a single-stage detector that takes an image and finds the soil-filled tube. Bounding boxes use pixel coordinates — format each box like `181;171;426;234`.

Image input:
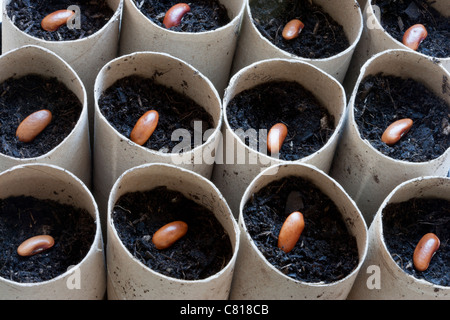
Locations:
0;163;105;300
106;163;240;300
330;49;450;225
2;0;123;135
347;176;450;300
230;0;363;83
93;51;222;225
211;58;346;218
0;45;91;187
229;163;368;300
119;0;245;95
344;0;450;95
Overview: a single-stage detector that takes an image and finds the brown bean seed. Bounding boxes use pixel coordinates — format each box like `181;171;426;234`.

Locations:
152;221;188;250
163;3;191;28
278;211;305;253
381;118;413;146
402;24;428;51
282;19;305;40
130;110;159;145
16;109;52;143
267;123;288;154
413;233;440;272
41;10;76;32
17;235;55;257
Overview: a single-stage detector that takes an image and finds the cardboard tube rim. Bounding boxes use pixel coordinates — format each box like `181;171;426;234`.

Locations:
0;163;102;287
238;162;369;287
0;45;88;161
348;48;450;165
366;1;450;61
126;0;246;35
376;175;450;291
107;162;240;284
94;51;223;157
223;58;347;164
2;0;123;45
245;0;364;62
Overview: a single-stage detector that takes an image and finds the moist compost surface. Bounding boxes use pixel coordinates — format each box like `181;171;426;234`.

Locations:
0;74;83;159
0;196;95;283
98;75;214;152
243;176;359;283
250;0;350;59
226;80;335;161
372;0;450;58
383;197;450;286
134;0;230;32
7;0;114;41
112;186;233;280
354;73;450;162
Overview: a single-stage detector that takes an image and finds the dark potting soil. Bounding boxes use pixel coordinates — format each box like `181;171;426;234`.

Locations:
98;75;214;152
0;74;83;159
383;198;450;286
250;0;350;59
112;186;233;280
243;175;359;283
0;195;95;283
354;73;450;162
134;0;230;32
226;80;335;161
372;0;450;58
6;0;114;41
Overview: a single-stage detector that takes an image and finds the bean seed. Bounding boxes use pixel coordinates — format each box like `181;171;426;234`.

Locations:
152;221;188;250
163;3;191;28
17;235;55;256
130;110;159;145
413;233;440;272
402;24;428;51
41;10;75;32
381;118;413;146
278;211;305;253
282;19;305;40
267;123;288;154
16;109;52;143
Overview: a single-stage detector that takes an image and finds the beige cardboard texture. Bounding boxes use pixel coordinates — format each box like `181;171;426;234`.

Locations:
93;51;222;222
2;0;123;133
229;163;368;300
347;176;450;300
330;49;450;225
230;0;363;83
119;0;245;96
106;163;240;300
344;0;450;95
0;164;105;300
0;45;91;187
212;58;346;218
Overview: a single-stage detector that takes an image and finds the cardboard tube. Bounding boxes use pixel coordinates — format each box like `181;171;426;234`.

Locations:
93;51;222;225
344;0;450;95
211;58;346;218
0;45;91;187
2;0;123;138
0;163;105;300
106;163;240;300
119;0;245;96
347;176;450;300
229;163;368;300
230;0;363;83
330;49;450;225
